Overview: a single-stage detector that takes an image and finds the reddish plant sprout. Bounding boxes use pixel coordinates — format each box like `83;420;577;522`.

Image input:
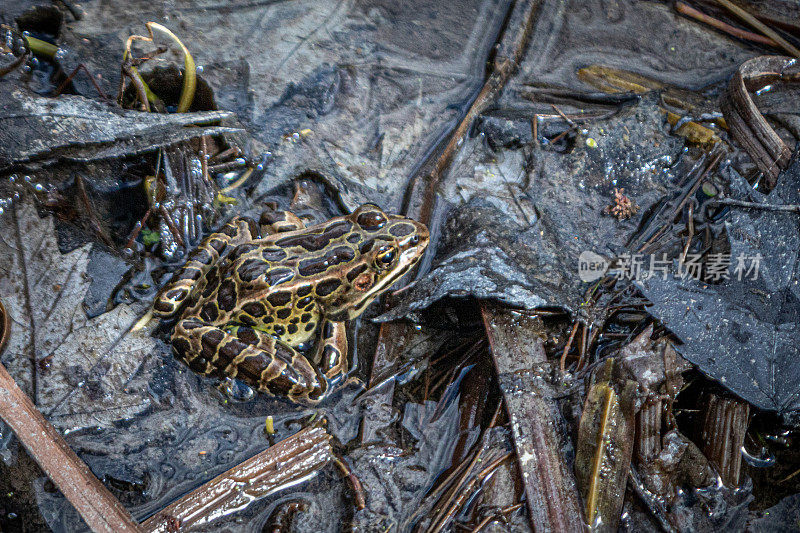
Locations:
604;187;638;220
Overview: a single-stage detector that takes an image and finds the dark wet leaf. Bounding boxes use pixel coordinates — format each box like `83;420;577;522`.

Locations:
748;493;800;532
350;372;474;530
638;162;800;415
382;96;684;320
0;197;154;430
0;89;241;171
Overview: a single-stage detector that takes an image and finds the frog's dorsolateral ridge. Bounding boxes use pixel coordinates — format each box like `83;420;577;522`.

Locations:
152;204;429;404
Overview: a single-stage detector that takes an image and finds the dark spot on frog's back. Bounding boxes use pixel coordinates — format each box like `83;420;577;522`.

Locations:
389;222;415;237
265;267;295;286
359;239;374;254
228;243;259;262
209;238;227;254
347;263;367;282
200;302;219;322
241;302;266;317
191;248;214;265
238;258;270;283
202;268;220;297
262;247;288;262
217;280;237;312
172;337;191;359
154;300;174;313
323;220;353;239
201;329;224;350
298;246;355;277
275;221;353;251
236;327;258;345
219;339;242;361
316;278;342;297
267;291;292;307
165;287;188;301
276;308;291;320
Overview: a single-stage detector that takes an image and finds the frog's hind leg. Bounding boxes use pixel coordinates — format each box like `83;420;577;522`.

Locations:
152;216;258;318
172;318;324;402
314;319;348;387
259;208;305;234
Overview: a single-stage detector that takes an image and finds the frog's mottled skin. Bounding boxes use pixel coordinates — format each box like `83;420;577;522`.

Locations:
153;204;429;403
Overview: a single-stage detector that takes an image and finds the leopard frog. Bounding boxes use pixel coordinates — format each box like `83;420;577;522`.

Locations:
152;204;429;403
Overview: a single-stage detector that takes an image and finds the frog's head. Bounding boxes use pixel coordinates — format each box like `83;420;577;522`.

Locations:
326;204;429;320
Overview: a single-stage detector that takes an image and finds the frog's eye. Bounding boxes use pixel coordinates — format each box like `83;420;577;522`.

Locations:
375;245;396;269
356;209;387;231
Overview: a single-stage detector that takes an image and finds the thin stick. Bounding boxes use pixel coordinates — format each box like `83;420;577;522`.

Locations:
715;0;800;57
0;353;141;531
55;63;110;99
710;197;800;213
124;208;152;250
560;321;580;372
158;205;185;247
469;503;525;533
680;202;695;263
208;146;241;164
75;174;115;247
637;151;722;254
121;61;151;112
333;455;366;510
675;2;777;47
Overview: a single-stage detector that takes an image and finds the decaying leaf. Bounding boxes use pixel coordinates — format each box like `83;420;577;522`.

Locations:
0;196;155;431
575;360;636;531
638;163;800;416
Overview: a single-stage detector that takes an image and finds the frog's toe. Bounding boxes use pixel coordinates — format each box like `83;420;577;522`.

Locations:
253;351;325;404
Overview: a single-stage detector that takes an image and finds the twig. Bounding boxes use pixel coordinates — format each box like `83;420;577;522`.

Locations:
141;426;332;532
675;2;777;47
721;56;794;187
560;321;580;372
124;208;152;251
75;174;115;247
208;146;241;164
333;454;366;510
121;61;151;112
157;205;185;248
55;63;110;99
481;303;585;532
207;159;247;174
412;0;538;224
0;299;9;355
680;201;695;263
469;503;525;533
709;197;800;213
715;0;800;57
637;151;722;253
428;453;514;533
0;320;142;532
0;26;30;78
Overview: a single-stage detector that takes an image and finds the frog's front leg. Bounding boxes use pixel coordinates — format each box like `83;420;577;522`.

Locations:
259;208;305;234
314;319;348;386
172;318;325;401
153;216;258;318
